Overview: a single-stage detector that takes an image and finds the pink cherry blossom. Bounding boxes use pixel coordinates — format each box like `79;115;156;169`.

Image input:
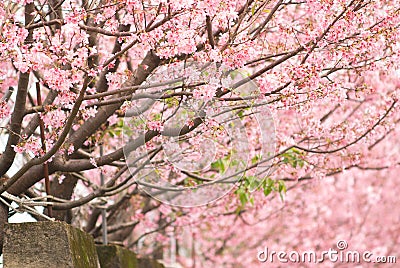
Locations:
0;1;399;267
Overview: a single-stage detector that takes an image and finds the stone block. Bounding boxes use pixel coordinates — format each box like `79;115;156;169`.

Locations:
3;221;100;268
96;244;138;268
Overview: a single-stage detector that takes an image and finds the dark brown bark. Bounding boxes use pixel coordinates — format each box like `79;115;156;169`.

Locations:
5;52;160;198
46;173;79;222
95;23;131;93
67;50;161;151
0;200;8;254
21;90;58;139
0;3;35;177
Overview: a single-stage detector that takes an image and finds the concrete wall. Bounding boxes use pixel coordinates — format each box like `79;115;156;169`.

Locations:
3;222;165;268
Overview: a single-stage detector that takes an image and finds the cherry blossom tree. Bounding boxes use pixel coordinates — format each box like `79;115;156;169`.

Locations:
0;0;400;266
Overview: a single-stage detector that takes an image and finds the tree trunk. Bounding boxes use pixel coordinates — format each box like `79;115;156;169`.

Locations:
0;202;9;255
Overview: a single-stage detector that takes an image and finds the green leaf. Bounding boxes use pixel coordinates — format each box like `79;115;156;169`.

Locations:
237;109;245;119
279;191;285;201
249;196;255;205
263;187;272;196
277;180;287;201
211;158;226;172
282;148;305;169
238;189;248;206
278;180;287;193
246;176;259;191
251;154;262;164
251;4;256;15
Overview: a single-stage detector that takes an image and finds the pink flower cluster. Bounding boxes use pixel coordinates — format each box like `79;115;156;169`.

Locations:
193;84;216;101
0;100;10;120
147;121;164;132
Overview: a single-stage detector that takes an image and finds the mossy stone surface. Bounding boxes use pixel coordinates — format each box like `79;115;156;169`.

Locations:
3;221;100;268
137;258;165;268
96;244;138;268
